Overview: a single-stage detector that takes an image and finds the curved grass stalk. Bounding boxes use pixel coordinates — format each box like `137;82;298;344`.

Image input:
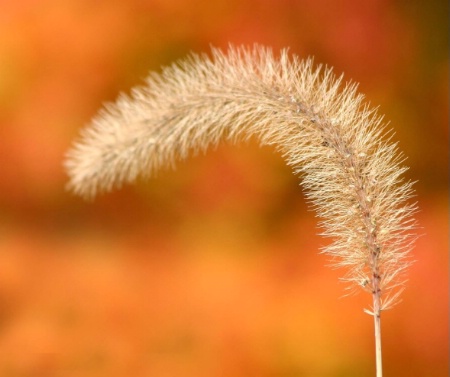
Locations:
65;45;417;376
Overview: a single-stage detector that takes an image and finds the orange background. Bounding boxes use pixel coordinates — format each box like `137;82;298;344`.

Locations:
0;1;448;376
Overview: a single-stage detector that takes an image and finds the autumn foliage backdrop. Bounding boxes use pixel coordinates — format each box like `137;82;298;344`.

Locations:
0;1;448;376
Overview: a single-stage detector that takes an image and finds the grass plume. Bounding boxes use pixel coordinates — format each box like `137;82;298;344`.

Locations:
65;45;417;375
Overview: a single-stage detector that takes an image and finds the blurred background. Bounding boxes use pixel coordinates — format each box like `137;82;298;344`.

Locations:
0;0;448;376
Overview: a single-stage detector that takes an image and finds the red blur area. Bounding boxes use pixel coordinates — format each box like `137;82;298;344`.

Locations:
0;1;448;376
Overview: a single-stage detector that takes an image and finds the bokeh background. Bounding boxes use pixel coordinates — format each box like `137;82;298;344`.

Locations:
0;1;448;376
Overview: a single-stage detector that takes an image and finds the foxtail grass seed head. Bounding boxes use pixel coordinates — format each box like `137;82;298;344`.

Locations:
65;45;417;314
